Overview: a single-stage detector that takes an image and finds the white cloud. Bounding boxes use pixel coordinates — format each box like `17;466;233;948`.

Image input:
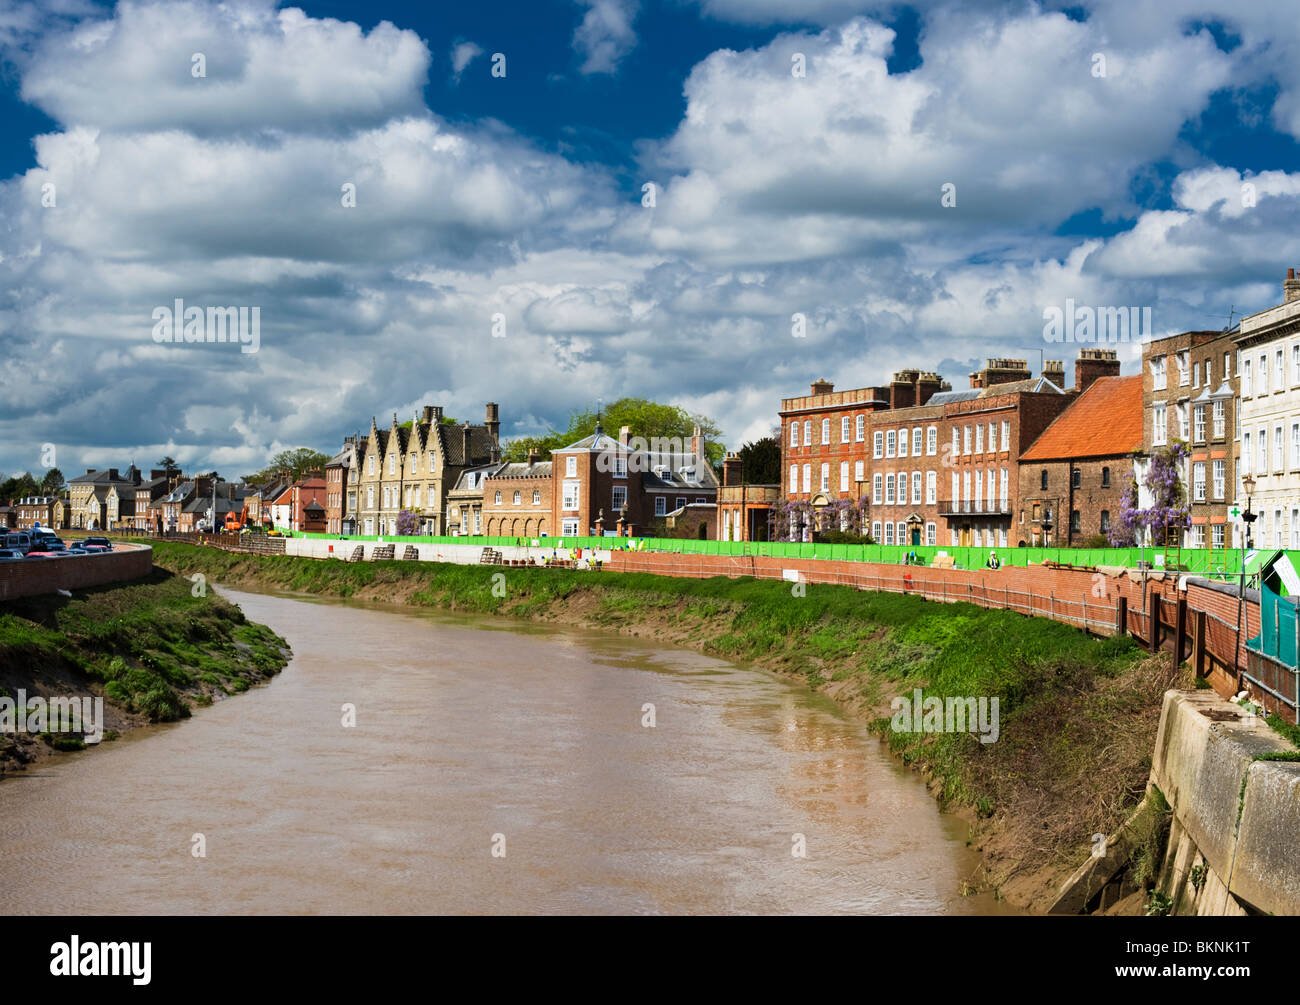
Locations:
572;0;638;74
450;40;483;81
20;0;430;134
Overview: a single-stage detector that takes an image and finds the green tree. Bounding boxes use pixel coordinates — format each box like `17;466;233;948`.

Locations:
156;456;180;479
39;467;65;494
0;471;39;502
242;448;331;484
735;437;781;484
502;398;727;468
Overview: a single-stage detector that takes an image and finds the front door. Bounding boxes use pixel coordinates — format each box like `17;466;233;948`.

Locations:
911;527;920;546
959;526;971;548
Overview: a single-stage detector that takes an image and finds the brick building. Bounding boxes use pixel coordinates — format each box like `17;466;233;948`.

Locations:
325;440;356;535
779;350;1118;547
132;471;174;532
551;423;718;538
780;372;949;541
1018;374;1142;546
14;496;56;530
1141;330;1238;551
483;454;553;538
717;452;779;542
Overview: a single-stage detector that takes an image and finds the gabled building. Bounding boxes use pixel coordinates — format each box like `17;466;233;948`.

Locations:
446;464;501;536
68;466;142;530
354;403;501;536
1018;375;1143;546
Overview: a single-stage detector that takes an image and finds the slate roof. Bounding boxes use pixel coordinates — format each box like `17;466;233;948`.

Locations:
487;461;553;480
927;375;1065;406
1019;376;1143;461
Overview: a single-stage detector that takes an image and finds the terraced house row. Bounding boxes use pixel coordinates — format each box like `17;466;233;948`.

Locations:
773;268;1300;554
778;349;1122;548
327;407;720;539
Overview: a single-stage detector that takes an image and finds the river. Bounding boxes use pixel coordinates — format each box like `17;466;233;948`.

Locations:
0;586;1016;914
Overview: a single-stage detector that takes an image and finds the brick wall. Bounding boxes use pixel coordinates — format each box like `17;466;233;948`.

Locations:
0;545;153;602
602;548;1275;714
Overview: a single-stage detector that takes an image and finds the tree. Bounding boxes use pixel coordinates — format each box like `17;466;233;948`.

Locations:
502;398;727;468
157;456;180;479
736;437;781;484
242;448;331;484
0;471;39;502
39;468;65;494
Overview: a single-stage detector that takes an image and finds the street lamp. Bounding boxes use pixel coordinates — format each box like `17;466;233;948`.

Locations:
1236;473;1258;676
1242;474;1257;550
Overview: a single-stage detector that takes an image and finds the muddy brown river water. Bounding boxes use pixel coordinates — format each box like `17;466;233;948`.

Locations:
0;586;1018;914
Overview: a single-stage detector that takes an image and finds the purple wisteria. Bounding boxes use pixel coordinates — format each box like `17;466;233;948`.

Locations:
1107;442;1191;547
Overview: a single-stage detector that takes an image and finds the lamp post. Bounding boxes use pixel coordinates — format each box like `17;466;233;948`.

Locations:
1236;474;1257;675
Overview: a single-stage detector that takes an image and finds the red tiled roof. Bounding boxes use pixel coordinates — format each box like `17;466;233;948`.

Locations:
1019;375;1142;461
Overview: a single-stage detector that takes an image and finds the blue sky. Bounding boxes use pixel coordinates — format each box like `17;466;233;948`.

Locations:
1;0;1299;479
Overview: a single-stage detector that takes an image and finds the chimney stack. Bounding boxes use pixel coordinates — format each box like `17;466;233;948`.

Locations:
1074;348;1121;393
969;358;1031;389
810;378;834;395
723;452;743;487
527;449;541;466
619;425;630;447
690;425;706;468
485;402;500;444
1286;268;1300;304
422;405;435;424
889;369;919;409
462;423;472;460
1042;359;1065;389
432;406;443;424
917;372;946;405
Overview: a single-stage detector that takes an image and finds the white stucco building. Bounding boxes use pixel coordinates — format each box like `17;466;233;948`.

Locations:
1234;270;1300;550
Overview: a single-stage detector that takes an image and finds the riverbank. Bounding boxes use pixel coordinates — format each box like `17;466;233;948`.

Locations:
147;540;1186;913
0;567;291;777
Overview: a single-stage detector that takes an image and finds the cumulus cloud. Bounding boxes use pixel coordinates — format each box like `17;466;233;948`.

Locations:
20;0;430;135
572;0;638;74
640;13;1231;265
2;0;1299;477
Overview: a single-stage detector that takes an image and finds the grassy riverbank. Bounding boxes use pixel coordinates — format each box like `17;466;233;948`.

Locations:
148;541;1183;912
0;568;290;776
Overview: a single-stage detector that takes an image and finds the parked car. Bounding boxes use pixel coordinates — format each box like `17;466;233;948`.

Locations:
38;537;67;553
0;548;22;560
3;532;32;554
24;551;56;559
79;544;110;553
83;537;112;551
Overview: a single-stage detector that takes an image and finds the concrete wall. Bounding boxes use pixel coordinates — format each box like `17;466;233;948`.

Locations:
1153;690;1300;915
0;545;153;602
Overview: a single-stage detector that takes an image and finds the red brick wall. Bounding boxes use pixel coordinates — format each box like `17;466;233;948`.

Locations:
602;548;1266;709
0;545;153;602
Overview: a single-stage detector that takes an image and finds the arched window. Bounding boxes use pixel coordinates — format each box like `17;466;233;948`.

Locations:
494;491;502;504
1040;469;1048;491
513;491;521;504
533;490;541;504
1101;466;1110;488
